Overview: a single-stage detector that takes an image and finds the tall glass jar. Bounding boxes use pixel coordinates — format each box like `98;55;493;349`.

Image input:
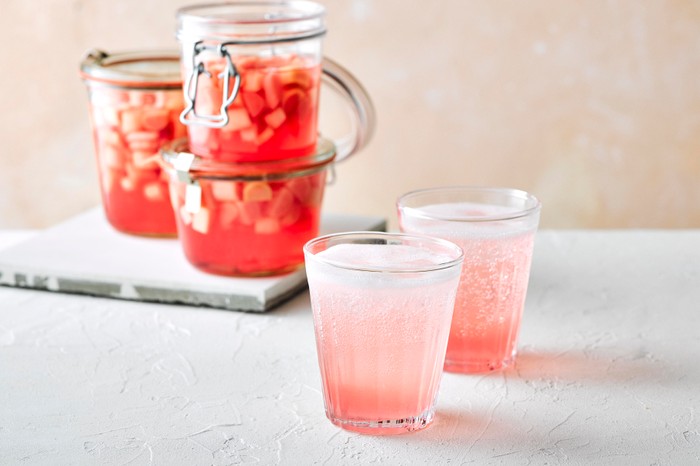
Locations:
176;1;375;163
80;50;186;236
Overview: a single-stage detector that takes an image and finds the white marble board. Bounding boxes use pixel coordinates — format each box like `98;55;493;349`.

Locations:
0;208;386;312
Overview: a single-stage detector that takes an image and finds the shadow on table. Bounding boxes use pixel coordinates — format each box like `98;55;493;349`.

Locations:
511;348;666;383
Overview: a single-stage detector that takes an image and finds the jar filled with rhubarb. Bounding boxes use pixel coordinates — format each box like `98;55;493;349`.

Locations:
161;138;336;276
176;1;375;163
80;50;186;236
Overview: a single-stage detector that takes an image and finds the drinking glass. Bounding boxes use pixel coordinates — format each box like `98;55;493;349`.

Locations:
304;232;463;434
398;187;541;373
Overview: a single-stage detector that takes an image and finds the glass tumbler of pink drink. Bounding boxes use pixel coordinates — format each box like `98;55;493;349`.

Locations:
398;187;541;373
304;232;463;435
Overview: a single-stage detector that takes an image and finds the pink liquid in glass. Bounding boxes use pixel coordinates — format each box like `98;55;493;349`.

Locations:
400;202;537;373
306;243;461;434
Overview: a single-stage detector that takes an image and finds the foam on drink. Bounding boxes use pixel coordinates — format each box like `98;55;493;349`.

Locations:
310;243;461;289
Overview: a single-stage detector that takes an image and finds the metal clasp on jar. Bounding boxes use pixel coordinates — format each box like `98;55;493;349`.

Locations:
180;42;241;128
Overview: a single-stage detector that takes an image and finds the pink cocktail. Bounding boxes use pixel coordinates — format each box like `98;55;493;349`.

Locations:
304;232;463;434
398;187;541;373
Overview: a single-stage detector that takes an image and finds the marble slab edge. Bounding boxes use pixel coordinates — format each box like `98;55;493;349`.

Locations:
0;268;296;313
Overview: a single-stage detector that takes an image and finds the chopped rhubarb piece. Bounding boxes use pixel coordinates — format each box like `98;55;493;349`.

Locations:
280;204;302;227
192;207;210;234
194;90;217;116
126;131;158;143
242;181;273;202
242;92;266;118
211;181;238;201
268;187;295;218
142;108;170;131
264;108;286;129
263;73;282;108
100;107;121;127
101;145;123;169
240;127;257;142
143;182;165;201
179;205;193;225
132;151;158;169
141;93;156;106
100;128;122;146
256;127;274;145
127;141;158;152
279;69;312;89
121;109;142;133
126;131;159;152
154;91;166;108
237;200;262;225
282;88;310;118
286;177;311;203
160;91;183;109
225;108;252;132
219;202;239;228
129;92;145;106
126;164;159;183
120;176;135;192
255;217;280;235
243;71;263;92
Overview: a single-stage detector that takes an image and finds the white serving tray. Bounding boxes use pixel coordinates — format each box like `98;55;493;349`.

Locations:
0;208;385;312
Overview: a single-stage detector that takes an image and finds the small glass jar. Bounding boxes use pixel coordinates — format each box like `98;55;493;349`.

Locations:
161;138;336;276
176;1;375;163
80;49;186;236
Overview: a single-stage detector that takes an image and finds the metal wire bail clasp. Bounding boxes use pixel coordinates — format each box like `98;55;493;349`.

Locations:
180;42;241;128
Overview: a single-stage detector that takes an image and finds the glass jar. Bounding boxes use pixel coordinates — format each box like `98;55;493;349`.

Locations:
176;1;374;163
80;49;187;236
161;138;336;276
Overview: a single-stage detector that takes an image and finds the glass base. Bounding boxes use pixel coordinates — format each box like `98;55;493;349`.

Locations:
328;408;435;435
444;356;515;374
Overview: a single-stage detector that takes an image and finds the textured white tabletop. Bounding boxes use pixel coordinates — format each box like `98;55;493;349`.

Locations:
1;230;699;465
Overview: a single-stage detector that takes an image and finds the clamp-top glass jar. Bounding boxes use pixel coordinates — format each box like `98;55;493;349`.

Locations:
177;1;375;163
80;50;186;236
161;138;337;276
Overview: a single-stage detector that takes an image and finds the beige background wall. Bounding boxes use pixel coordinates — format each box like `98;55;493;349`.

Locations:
1;0;699;229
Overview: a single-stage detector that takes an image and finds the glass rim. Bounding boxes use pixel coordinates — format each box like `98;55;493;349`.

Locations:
79;49;182;89
303;231;465;274
397;186;542;223
160;137;336;181
177;1;326;43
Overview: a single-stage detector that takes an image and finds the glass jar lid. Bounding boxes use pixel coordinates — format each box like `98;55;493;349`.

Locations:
79;49;182;89
161;137;336;181
176;1;326;44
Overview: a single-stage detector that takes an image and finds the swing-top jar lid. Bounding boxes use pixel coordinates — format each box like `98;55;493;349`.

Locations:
79;49;182;89
176;1;326;44
161;137;336;181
